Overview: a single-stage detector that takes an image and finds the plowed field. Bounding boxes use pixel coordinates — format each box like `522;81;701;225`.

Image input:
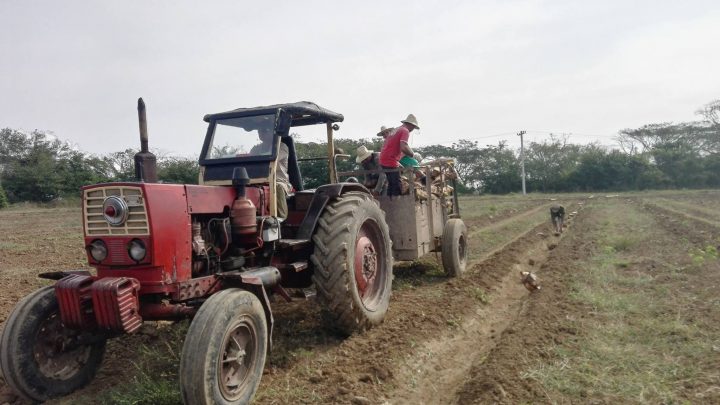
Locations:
2;191;719;404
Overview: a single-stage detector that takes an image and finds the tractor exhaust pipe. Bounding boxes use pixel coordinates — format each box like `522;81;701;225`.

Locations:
134;97;158;182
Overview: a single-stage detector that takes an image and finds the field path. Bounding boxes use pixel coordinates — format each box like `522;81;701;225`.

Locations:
388;220;570;404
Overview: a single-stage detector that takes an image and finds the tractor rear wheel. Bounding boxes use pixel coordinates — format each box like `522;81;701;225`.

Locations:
179;289;267;405
311;192;393;335
442;218;468;277
0;286;106;402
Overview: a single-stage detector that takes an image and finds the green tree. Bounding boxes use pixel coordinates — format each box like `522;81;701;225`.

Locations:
1;130;68;201
102;149;137;181
524;135;582;192
158;157;200;184
651;141;706;188
475;142;521;194
294;137;382;189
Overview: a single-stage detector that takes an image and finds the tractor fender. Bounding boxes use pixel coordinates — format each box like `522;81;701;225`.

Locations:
37;270;92;281
296;182;371;240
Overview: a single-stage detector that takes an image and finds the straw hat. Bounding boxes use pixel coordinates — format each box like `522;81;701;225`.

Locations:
376;125;394;137
355;145;374;163
401;114;419;129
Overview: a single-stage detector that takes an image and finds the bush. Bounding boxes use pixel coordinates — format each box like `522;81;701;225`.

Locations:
0;183;8;209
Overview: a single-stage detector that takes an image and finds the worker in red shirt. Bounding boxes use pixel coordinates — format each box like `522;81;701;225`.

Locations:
380;114;419;196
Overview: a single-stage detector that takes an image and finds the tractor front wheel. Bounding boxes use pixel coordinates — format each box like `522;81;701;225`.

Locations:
311;192;393;335
179;289;267;405
442;218;468;277
0;286;106;402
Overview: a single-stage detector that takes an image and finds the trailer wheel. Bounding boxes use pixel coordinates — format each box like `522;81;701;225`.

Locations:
0;286;106;402
180;289;267;405
442;218;468;277
311;192;393;335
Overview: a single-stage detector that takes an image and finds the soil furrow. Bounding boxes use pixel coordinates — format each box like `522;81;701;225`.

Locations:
642;202;720;243
467;204;547;239
388;227;559;404
451;203;593;404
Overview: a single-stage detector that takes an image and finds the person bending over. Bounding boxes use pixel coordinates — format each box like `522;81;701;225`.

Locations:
550;205;565;234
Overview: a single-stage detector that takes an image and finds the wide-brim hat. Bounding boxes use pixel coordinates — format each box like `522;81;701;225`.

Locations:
401;114;419;129
376;125;393;137
356;145;373;163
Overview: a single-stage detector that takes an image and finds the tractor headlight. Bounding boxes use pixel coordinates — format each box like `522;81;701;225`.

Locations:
89;240;108;262
128;239;146;261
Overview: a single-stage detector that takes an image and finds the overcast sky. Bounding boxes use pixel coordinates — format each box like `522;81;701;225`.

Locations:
1;0;719;157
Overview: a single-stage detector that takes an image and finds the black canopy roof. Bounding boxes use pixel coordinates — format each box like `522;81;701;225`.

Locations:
203;101;344;126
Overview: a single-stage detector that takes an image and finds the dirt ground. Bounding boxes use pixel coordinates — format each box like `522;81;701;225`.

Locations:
1;191;719;404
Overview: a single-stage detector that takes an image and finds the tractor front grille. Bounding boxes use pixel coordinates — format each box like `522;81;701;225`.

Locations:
84;186;149;236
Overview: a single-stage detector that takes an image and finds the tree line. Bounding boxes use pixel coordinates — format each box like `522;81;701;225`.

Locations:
0;129;198;205
1;99;718;207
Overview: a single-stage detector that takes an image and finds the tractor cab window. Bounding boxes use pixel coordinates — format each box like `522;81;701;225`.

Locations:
205;115;277;160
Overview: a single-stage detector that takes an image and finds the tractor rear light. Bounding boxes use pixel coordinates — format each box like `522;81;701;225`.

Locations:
89;240;108;262
128;239;146;262
102;196;129;226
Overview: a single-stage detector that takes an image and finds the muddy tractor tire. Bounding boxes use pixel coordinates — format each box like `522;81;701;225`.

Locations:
0;286;106;402
311;192;393;335
442;218;468;277
179;288;267;405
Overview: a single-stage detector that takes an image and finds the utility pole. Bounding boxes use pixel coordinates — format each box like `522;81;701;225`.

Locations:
517;130;526;195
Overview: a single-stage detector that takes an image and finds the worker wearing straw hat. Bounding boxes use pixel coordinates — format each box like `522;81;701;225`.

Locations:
377;125;395;139
355;145;386;195
379;114;419;197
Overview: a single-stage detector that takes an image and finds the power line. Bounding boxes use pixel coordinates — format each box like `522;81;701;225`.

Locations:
416;129;619;148
523;130;618;139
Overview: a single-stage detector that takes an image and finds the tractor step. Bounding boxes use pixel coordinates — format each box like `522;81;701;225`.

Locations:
283;261;308;272
278;238;310;248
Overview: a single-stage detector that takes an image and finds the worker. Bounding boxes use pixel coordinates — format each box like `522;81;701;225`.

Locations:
377;125;395;139
379;114;419;197
251;127;291;218
355;145;386;195
550;205;565;234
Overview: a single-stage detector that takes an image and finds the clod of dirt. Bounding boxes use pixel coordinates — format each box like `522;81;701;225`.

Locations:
548;243;557;250
371;365;392;381
358;374;373;383
338;386;351;395
351;395;372;405
536;232;546;237
309;375;323;383
528;258;536;266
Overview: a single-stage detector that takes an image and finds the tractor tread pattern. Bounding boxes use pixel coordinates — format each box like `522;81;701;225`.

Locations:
310;192;392;335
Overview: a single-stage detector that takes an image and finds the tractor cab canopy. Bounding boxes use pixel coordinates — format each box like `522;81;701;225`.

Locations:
203;101;344;127
199;102;344;188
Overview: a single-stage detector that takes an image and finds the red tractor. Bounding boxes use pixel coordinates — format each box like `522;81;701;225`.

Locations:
0;101;395;404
